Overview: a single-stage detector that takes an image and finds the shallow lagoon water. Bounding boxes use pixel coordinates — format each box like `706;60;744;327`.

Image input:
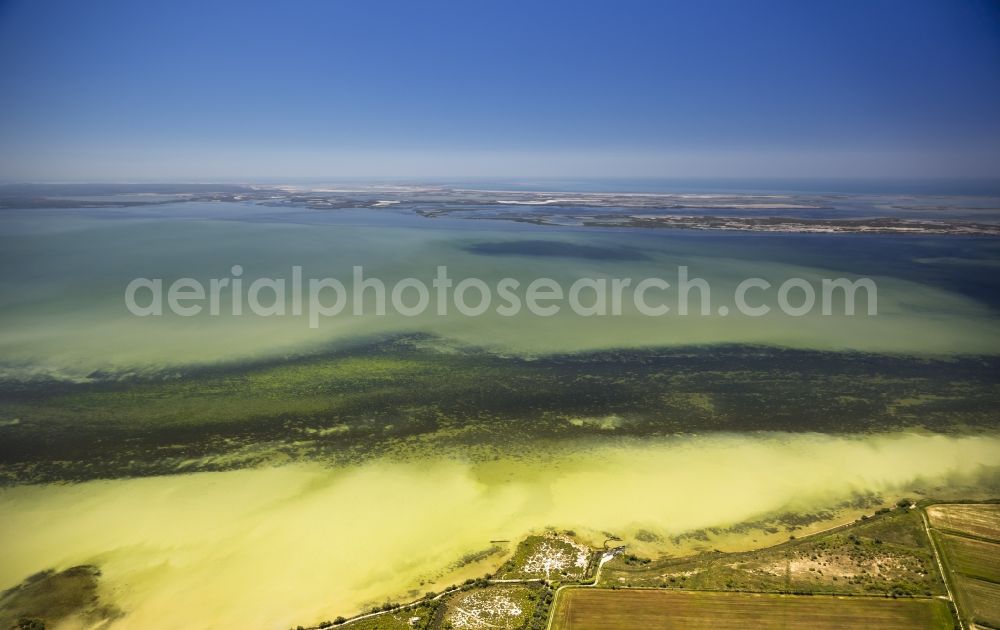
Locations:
1;203;999;380
1;431;998;629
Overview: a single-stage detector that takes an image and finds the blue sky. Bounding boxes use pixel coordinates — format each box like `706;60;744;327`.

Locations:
0;0;998;180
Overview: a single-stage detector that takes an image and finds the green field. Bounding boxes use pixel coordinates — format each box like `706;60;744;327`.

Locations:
927;503;1000;629
938;534;1000;583
952;576;1000;629
551;589;954;630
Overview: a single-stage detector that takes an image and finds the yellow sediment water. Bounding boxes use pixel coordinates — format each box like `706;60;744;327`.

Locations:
1;431;998;629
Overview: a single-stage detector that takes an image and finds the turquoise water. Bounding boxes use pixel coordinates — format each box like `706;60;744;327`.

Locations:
0;200;998;379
